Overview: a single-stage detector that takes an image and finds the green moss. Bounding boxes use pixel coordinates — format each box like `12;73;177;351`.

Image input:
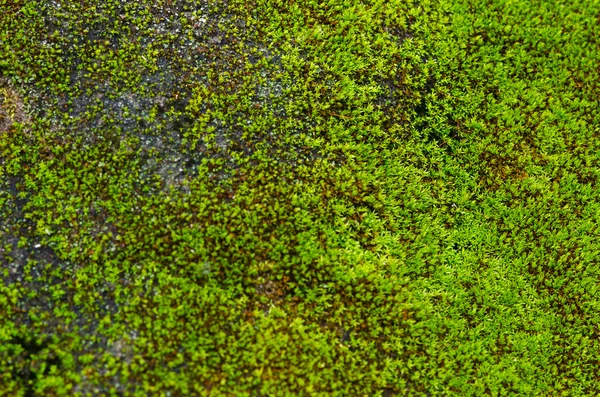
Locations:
1;0;600;395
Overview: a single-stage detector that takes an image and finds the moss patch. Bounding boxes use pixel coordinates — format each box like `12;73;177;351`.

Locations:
1;0;600;395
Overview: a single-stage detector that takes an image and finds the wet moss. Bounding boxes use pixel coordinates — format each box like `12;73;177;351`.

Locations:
1;0;600;395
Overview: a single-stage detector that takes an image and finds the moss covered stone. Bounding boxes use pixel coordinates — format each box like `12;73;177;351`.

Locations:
1;0;600;395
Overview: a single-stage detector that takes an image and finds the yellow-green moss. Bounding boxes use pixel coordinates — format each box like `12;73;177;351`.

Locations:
1;0;600;395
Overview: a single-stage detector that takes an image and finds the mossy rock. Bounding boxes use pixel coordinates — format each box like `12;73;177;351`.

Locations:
1;0;600;395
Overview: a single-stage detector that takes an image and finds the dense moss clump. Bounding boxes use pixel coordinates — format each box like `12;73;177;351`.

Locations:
1;0;600;395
